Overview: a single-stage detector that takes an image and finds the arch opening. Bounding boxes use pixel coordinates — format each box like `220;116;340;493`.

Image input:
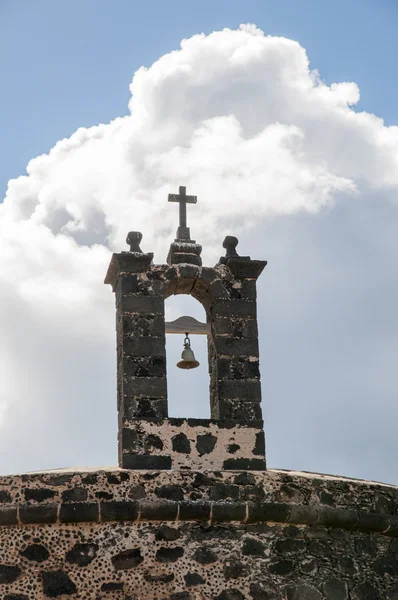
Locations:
165;294;210;419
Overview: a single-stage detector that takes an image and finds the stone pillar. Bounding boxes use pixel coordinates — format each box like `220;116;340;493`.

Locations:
104;234;168;469
210;253;266;425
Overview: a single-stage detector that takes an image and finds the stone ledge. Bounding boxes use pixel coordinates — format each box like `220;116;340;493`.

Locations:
1;500;398;536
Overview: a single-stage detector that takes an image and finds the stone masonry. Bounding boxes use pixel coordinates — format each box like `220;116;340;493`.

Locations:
1;468;398;599
104;225;266;471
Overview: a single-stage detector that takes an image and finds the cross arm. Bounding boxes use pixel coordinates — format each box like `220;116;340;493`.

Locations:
168;193;197;204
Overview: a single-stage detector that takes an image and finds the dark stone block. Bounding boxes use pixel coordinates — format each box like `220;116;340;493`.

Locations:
317;507;358;529
248;502;290;523
155;485;184;501
216;590;245;600
20;543;50;563
24;488;56;503
350;583;382;600
218;401;263;422
212;502;246;522
274;538;306;554
212;299;257;318
121;336;166;357
146;434;164;450
101;582;124;591
223;560;248;580
357;511;390;532
101;501;138;522
179;501;211;521
193;473;215;488
288;504;318;526
156;547;184;563
144;572;175;583
122;398;168;419
111;548;143;570
242;537;265;556
193;546;218;564
66;543;98;566
0;506;17;525
123;355;166;378
155;526;181;541
0;490;11;503
234;472;256;485
354;537;377;555
172;432;191;453
61;487;88;502
240;485;265;502
42;570;77;597
249;583;280;599
129;485;146;500
322;578;348;600
120;295;164;315
196;434;217;456
227;444;240;454
253;431;265;456
140;500;178;521
218;380;261;402
269;559;295;575
59;502;98;523
82;473;98;485
184;572;205;587
0;565;21;584
210;483;239;501
286;585;322;600
186;418;211;428
122;453;171;470
214;336;259;358
96;491;114;500
217;357;260;380
20;504;58;524
223;458;265;470
123;376;167;398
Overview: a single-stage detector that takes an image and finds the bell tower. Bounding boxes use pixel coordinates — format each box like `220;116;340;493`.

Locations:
104;187;267;470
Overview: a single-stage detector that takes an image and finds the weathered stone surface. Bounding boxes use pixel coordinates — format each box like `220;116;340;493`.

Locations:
111;548;143;570
66;543;98;566
194;546;218;564
184;572;205;586
1;469;398;598
20;543;50;562
0;565;21;584
155;547;184;562
42;570;77;597
172;432;191;453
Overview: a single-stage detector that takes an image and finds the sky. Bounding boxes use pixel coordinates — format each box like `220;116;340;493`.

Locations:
1;0;398;484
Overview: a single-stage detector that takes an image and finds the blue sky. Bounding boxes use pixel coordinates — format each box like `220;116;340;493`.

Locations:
1;0;398;196
2;1;398;482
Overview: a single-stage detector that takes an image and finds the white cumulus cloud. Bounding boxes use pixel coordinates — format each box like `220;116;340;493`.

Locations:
1;25;398;480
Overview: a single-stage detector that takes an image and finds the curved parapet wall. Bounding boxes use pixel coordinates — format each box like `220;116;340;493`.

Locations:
0;468;398;599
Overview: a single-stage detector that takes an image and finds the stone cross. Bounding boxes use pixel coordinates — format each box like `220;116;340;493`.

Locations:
168;186;197;240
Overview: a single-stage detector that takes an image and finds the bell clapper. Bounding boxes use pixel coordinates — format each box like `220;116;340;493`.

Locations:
177;332;200;370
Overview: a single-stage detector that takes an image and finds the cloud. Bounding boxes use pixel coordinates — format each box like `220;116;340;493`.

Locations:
1;24;398;481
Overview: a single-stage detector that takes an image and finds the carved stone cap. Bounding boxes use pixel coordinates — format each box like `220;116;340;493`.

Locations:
222;258;267;280
104;252;154;291
167;240;202;267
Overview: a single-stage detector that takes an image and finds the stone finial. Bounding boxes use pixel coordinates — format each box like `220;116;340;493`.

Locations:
222;236;240;259
126;231;143;253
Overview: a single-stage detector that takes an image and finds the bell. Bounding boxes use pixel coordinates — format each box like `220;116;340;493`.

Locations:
177;333;200;370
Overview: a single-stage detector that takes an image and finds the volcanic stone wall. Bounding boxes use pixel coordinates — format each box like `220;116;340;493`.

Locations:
1;468;398;599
